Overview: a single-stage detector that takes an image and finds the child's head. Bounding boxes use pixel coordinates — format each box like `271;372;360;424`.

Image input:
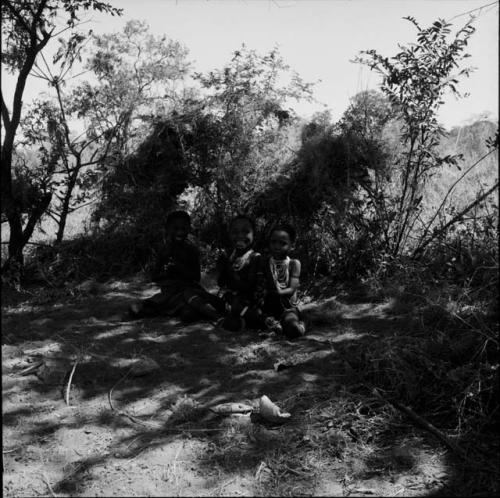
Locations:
228;214;255;252
269;223;296;259
165;210;191;243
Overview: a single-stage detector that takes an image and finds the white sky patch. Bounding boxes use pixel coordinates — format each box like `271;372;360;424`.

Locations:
2;0;498;129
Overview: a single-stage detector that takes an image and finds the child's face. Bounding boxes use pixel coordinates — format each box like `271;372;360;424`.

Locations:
269;230;292;259
229;219;254;251
167;218;190;243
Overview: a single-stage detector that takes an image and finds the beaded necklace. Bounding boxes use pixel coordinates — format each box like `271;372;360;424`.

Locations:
269;256;290;290
230;249;254;272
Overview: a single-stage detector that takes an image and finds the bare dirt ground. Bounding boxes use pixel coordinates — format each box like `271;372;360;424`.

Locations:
2;275;467;497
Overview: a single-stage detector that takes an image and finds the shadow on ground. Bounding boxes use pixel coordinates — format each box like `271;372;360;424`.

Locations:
2;276;490;496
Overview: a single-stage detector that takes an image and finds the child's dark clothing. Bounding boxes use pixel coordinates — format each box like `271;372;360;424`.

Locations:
140;240;223;318
260;255;305;338
217;249;264;329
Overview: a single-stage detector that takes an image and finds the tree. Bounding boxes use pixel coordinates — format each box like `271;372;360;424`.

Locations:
81;21;192;235
1;0;121;275
17;96;104;245
82;20;190;155
248;112;389;278
340;90;395;141
356;16;477;256
186;45;314;242
24;20;190;244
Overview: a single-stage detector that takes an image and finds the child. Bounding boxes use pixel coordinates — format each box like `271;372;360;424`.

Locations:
260;223;306;339
129;210;224;322
216;214;264;331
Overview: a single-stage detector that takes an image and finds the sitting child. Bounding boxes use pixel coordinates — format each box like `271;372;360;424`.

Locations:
260;223;306;339
129;210;224;322
216;214;264;331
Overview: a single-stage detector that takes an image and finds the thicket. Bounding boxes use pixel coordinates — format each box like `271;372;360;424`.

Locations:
3;11;497;286
1;5;498;477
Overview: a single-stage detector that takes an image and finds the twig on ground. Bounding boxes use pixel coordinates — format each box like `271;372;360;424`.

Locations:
58;462;88;487
372;388;466;459
2;447;20;454
212;477;236;496
125;436;142;450
255;461;266;481
283;464;311;477
108;368;226;433
18;361;44;376
172;443;183;492
41;473;57;497
108;367;162;429
65;360;79;406
351;488;376;495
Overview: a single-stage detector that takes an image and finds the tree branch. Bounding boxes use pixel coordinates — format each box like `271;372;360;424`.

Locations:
413;181;499;258
68;198;98;212
1;93;11;128
417;148;496;246
2;0;32;34
21;192;52;245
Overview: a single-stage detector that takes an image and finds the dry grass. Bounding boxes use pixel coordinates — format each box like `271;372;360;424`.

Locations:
192;382;416;497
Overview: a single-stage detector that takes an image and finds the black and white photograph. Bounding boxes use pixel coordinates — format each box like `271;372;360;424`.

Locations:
1;0;498;496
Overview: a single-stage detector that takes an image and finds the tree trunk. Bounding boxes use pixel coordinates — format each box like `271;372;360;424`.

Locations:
5;213;25;271
55;168;79;244
2;192;52;275
1;33;51;276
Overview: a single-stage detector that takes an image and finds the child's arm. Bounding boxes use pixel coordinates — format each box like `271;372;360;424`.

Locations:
152;244;200;283
175;245;201;282
151;247;173;283
216;251;230;287
275;259;301;297
217;257;250;293
231;253;261;294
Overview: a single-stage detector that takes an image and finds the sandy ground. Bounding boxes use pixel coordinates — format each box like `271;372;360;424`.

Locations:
3;276;458;496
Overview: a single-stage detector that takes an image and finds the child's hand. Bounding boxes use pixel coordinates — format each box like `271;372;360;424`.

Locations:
162;262;173;272
162;256;175;271
222;291;233;303
216;253;230;272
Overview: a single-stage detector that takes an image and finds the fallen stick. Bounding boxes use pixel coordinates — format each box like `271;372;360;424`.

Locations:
372;388;466;459
18;361;44;376
41;473;57;497
213;477;236;496
283;465;311;477
108;368;162;429
65;360;79;406
2;447;20;454
108;371;228;433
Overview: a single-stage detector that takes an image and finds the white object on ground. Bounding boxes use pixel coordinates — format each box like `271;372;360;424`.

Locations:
259;395;291;422
209;402;254;414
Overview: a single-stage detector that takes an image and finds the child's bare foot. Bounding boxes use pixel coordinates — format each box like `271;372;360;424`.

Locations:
221;316;245;332
264;317;283;335
258;329;277;339
297;321;306;336
212;317;226;329
128;303;142;319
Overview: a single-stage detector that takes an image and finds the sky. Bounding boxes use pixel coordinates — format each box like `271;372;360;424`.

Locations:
2;0;499;129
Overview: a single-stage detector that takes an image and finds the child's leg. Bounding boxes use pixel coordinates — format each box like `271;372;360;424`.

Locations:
184;288;221;320
129;291;165;318
179;304;201;323
243;305;266;329
262;294;285;333
281;310;306;339
204;292;226;314
221;295;247;331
